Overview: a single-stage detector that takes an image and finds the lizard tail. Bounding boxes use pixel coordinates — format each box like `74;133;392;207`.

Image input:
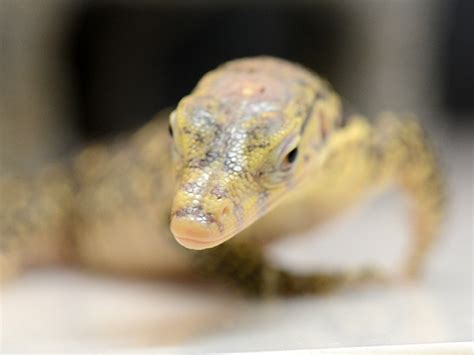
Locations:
376;113;446;277
0;164;75;282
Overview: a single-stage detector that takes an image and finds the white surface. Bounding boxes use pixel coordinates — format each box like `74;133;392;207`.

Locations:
0;135;472;353
251;343;472;354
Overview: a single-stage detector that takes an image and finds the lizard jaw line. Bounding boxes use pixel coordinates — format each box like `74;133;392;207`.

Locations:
170;214;236;249
174;235;231;250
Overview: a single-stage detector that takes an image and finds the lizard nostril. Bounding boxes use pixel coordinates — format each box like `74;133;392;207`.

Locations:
221;206;230;217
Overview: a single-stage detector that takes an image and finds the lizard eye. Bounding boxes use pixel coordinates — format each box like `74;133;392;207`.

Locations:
257;136;299;188
281;147;298;171
169;110;177;139
169;110;184;159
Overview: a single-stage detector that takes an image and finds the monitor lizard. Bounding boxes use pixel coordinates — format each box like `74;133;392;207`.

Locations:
0;57;444;295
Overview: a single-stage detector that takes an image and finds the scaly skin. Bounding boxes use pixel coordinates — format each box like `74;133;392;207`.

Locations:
0;57;444;295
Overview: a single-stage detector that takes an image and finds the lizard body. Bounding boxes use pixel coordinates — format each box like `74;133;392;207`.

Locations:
0;57;444;295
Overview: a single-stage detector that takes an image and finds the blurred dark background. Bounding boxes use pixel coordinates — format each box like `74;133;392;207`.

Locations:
69;2;346;138
0;0;472;170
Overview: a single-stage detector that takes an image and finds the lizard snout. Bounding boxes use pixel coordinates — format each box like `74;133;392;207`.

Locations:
170;199;234;250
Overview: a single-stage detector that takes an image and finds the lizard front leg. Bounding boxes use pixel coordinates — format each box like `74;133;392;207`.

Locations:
192;239;382;296
312;115;444;279
373;114;445;277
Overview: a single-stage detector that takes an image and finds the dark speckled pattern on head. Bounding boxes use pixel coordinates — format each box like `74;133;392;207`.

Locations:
169;57;344;248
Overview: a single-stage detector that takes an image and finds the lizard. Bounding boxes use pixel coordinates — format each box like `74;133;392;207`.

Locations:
0;57;444;296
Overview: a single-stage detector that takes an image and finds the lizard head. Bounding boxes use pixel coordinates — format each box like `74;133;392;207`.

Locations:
169;57;342;249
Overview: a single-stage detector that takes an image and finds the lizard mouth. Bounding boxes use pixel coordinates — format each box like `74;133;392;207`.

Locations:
174;235;228;250
170;216;231;250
